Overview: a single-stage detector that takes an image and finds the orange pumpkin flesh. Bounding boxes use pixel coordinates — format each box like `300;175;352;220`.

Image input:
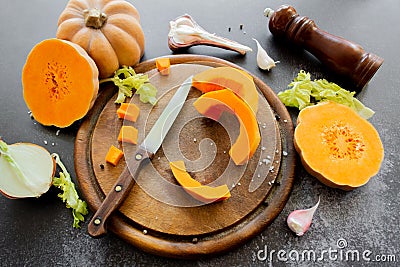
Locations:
294;101;384;190
117;103;140;122
170;161;231;203
56;0;145;78
192;67;259;115
193;89;261;165
22;38;99;128
105;145;124;166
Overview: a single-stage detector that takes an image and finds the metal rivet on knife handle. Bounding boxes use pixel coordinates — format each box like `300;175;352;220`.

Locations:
135;153;143;160
94;218;101;225
115;185;122;192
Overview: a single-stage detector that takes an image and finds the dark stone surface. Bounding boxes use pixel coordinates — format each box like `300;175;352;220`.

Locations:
0;0;398;266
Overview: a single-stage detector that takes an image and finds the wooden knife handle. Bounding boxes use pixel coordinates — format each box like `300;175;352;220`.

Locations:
268;5;383;90
88;147;151;237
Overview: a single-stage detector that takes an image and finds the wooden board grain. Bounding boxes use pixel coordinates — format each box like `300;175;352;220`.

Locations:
74;55;296;259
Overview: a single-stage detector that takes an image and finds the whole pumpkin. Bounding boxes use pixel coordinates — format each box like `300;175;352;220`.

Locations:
56;0;145;78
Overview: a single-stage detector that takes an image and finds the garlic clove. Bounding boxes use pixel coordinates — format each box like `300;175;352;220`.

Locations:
287;197;320;236
263;7;275;18
168;14;252;55
253;38;278;71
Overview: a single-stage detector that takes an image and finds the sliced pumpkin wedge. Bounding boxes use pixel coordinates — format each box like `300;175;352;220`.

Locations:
192;66;259;115
170;161;230;203
193;89;261;165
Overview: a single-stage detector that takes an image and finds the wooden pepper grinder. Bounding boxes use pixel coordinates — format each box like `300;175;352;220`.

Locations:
265;5;383;90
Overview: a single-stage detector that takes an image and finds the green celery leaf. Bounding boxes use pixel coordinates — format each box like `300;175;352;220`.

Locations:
52;154;88;228
136;83;158;105
100;66;157;105
278;70;374;119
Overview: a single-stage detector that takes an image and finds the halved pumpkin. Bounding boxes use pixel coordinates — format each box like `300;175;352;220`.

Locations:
294;101;384;190
192;67;259;115
193;89;261;165
170;161;230;203
22;38;99;128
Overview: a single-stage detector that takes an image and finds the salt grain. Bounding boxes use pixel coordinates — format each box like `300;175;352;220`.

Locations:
262;158;271;164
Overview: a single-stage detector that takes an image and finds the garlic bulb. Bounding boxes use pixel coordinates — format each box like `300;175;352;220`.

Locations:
253;38;278;71
168;14;252;55
287;197;320;236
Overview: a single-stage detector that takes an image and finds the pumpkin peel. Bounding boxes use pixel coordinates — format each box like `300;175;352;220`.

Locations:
294;101;384;190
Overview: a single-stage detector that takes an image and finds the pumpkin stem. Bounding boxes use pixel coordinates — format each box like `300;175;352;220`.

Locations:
83;8;107;29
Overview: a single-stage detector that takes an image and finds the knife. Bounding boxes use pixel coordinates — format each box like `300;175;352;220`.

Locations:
88;75;193;237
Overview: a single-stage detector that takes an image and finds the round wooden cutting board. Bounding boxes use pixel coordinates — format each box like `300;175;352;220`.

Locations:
75;55;296;259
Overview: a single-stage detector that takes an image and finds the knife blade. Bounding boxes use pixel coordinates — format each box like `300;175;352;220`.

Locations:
88;75;193;237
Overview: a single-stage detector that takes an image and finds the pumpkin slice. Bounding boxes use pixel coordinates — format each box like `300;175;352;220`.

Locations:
170;161;230;203
192;67;259;114
193;89;261;165
294;101;384;190
22;38;99;128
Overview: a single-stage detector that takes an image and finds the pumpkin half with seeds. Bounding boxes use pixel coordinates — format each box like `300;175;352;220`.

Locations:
294;101;384;190
22;38;99;128
56;0;145;78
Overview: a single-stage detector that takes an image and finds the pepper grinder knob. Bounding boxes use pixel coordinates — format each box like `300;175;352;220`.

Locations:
265;5;383;89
